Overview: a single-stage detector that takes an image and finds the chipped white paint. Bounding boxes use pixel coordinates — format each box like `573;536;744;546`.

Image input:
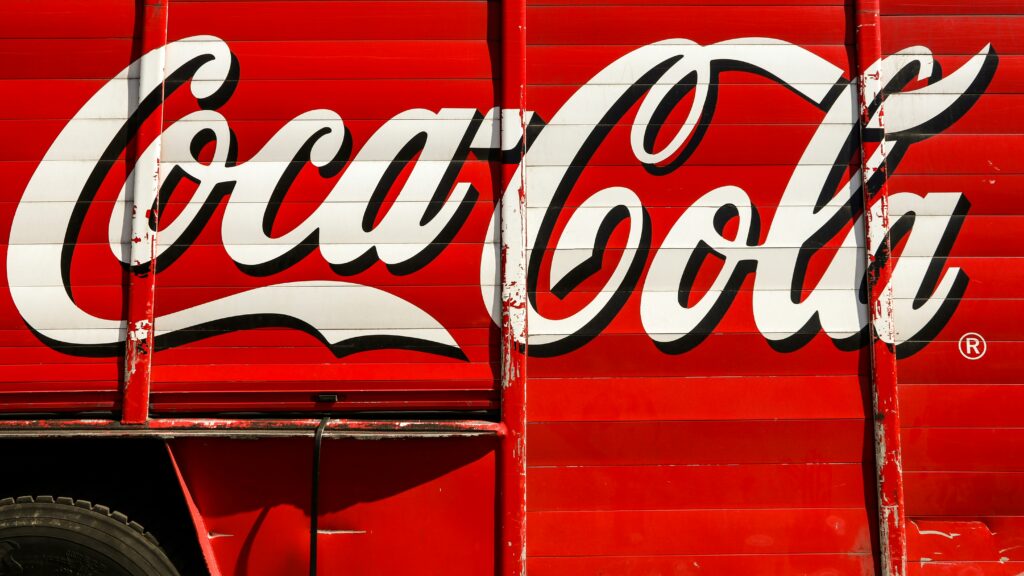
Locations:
1001;546;1023;554
918;530;961;540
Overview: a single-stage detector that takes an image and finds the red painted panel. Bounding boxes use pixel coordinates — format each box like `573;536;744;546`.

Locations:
902;428;1024;472
528;463;868;511
153;361;494;383
184;40;496;80
529;334;868;378
170;437;497;576
170;438;314;575
526;43;854;84
0;0;136;39
904;472;1024;516
890;135;1024;174
528;508;874;556
888;175;1024;215
900;385;1024;428
526;6;849;45
883;0;1024;15
528;420;868;466
533;0;844;4
0;39;138;79
908;562;1024;576
316;438;497;575
898;341;1024;384
4;37;499;85
529;375;867;422
529;555;874;576
169;2;491;41
882;16;1024;54
907;518;1024;563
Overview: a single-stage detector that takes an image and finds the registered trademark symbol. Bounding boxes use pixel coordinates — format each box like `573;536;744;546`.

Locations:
958;332;987;360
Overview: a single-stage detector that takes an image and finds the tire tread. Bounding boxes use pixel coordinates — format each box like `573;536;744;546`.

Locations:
0;495;162;546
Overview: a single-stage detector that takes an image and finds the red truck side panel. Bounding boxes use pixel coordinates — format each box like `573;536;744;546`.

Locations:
1;1;1023;575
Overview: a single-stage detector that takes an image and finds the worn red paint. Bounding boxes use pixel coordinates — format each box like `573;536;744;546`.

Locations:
499;0;528;571
855;0;908;574
121;0;168;425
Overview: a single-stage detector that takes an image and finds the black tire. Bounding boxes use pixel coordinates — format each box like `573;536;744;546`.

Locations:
0;496;180;576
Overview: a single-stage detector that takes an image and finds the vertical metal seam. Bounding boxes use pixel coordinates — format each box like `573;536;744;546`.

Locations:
499;0;528;572
853;1;908;574
122;0;168;424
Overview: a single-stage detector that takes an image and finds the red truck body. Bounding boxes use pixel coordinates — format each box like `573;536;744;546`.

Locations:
0;0;1021;574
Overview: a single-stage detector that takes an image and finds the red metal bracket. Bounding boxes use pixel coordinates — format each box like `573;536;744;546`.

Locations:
166;441;224;576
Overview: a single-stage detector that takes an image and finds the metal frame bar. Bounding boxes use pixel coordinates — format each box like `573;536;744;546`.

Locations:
0;418;504;439
122;0;168;425
499;0;529;573
853;1;908;574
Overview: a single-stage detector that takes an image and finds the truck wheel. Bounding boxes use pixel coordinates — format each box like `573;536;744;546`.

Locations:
0;496;180;576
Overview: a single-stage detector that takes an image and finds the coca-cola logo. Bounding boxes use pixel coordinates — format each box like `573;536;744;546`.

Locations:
7;36;997;359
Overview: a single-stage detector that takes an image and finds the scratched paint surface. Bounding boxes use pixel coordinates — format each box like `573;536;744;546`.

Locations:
0;0;1022;574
